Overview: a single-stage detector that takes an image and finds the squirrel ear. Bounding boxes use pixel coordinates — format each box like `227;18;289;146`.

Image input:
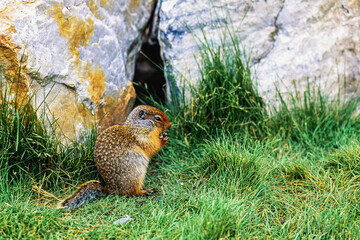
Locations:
138;109;146;120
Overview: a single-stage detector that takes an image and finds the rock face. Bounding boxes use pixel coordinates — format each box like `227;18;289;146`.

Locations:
0;0;156;140
158;0;360;104
1;0;359;140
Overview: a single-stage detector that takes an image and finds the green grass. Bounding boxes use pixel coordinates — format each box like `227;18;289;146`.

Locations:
2;134;360;239
267;80;360;149
162;21;266;141
1;22;360;239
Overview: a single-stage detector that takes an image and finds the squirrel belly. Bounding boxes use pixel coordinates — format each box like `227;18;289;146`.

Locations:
57;105;171;210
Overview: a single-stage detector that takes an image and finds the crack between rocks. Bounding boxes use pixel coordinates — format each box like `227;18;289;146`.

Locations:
252;0;286;65
132;0;167;105
28;71;73;90
126;0;159;81
139;0;160;45
56;81;76;91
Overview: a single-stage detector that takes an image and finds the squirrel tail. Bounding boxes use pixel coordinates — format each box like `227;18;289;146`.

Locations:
57;183;110;210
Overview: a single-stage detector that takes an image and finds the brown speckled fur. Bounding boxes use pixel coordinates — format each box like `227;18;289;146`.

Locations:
58;105;171;209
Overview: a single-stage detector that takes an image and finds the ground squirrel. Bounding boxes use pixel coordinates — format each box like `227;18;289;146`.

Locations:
57;105;171;210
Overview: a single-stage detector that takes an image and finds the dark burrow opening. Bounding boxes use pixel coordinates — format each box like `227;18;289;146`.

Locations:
133;41;166;106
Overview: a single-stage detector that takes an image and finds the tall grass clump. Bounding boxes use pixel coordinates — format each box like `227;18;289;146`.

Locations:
167;19;266;140
0;69;57;180
268;80;360;149
0;66;99;191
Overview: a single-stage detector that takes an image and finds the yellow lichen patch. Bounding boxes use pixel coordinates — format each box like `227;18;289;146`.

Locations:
48;87;81;140
45;2;135;137
47;2;107;116
76;100;90;119
48;4;94;62
87;64;107;104
87;0;102;19
0;43;20;75
129;0;140;11
100;0;110;9
7;25;16;34
0;6;32;106
0;34;30;106
44;83;97;141
97;83;136;132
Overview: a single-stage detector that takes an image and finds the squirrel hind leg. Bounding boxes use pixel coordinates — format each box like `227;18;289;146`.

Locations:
128;182;154;196
57;183;110;210
127;175;151;196
137;188;155;196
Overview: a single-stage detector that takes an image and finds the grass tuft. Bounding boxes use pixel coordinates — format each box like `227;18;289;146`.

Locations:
198;136;267;196
326;141;360;177
267;80;360;149
165;19;266;141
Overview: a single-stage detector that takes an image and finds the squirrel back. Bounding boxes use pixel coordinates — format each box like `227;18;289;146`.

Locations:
57;105;171;210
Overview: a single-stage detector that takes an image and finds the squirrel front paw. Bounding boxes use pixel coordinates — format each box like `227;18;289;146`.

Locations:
159;131;169;144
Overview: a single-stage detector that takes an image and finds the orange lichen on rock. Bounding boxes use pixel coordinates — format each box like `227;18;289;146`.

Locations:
44;2;136;137
47;3;107;107
97;83;136;132
87;64;107;104
0;39;21;76
0;33;30;106
100;0;110;9
76;101;90;119
48;4;95;62
48;87;90;140
130;0;140;11
87;0;102;19
0;16;21;78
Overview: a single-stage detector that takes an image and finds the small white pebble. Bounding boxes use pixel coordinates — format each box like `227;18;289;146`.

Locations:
113;215;134;225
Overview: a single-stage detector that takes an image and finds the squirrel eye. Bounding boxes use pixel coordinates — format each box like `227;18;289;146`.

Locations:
154;116;161;121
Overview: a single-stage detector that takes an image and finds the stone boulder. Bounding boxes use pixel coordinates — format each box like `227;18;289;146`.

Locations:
0;0;156;140
158;0;360;104
1;0;359;140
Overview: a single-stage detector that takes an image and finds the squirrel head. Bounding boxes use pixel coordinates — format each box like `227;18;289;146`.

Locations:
125;105;171;131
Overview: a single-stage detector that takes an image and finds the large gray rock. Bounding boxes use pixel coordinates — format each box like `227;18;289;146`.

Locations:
158;0;360;104
1;0;359;141
0;0;155;140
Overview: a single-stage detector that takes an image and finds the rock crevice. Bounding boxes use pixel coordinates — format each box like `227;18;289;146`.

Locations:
253;0;286;65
